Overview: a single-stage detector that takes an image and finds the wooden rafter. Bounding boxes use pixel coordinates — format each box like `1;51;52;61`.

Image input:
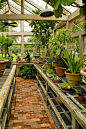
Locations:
68;8;81;22
74;0;83;6
18;2;33;14
0;32;33;36
0;7;9;14
0;14;68;21
21;0;24;14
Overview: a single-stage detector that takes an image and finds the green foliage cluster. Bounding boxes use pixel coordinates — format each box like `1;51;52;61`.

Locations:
48;29;73;60
18;65;37;79
0;33;14;58
29;9;57;47
45;0;85;18
63;50;83;74
9;46;21;58
60;83;74;89
46;68;54;74
52;76;62;81
76;90;83;96
0;0;19;9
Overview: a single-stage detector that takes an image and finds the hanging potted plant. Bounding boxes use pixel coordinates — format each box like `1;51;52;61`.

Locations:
63;50;83;86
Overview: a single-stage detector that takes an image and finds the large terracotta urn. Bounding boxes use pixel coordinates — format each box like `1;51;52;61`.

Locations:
80;69;86;82
0;59;8;77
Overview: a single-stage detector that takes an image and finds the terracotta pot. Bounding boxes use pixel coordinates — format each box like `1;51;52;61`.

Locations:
78;95;84;101
16;58;21;62
46;63;52;68
34;55;40;61
52;79;62;83
55;67;66;77
80;69;86;83
65;71;82;86
0;59;8;77
57;96;64;107
25;58;30;63
32;61;38;64
61;87;73;93
18;60;26;63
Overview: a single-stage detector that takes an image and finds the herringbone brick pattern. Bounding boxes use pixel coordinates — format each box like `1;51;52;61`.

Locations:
8;77;57;129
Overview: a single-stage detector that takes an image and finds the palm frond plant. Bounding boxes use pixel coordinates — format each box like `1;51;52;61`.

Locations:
63;50;83;86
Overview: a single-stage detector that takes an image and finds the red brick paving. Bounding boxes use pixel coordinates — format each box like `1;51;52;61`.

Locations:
8;77;57;129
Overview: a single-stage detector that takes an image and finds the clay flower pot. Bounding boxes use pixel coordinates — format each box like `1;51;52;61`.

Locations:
0;59;8;77
65;70;82;86
34;55;40;61
80;69;86;82
61;87;73;93
78;95;84;101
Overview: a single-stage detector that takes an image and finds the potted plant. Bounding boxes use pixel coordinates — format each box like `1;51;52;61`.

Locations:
42;63;47;73
63;50;83;86
46;57;52;68
46;68;54;77
6;56;13;69
76;90;84;101
24;52;30;63
52;75;62;83
37;58;43;66
60;83;74;93
48;29;72;77
9;46;21;62
0;59;8;76
80;68;86;83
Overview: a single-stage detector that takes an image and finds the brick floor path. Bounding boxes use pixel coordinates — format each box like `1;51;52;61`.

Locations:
8;77;57;129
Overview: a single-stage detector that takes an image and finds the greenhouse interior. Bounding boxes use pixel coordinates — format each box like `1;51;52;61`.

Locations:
0;0;86;129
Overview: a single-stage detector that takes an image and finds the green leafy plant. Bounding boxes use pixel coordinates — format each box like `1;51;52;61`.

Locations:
63;50;83;74
76;90;83;96
60;83;74;89
47;57;52;63
37;58;43;64
52;76;62;81
48;29;73;60
45;0;85;18
9;46;21;59
29;9;57;47
46;68;54;74
18;65;37;79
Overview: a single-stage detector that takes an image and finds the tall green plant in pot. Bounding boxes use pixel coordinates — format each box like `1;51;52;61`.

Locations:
63;50;83;86
48;29;72;77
